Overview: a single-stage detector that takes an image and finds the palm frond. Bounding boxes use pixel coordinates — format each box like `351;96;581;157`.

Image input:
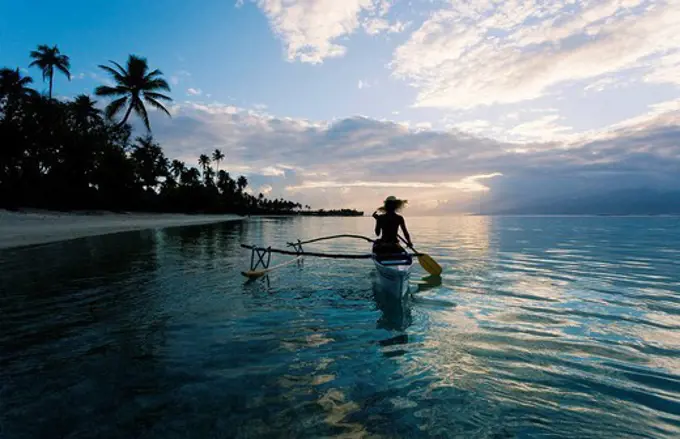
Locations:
57;54;70;69
42;66;52;82
143;78;170;92
144;68;163;80
98;64;127;84
132;96;151;131
143;91;172;101
105;96;128;120
28;58;45;69
56;63;71;80
143;96;172;118
109;60;128;77
95;85;127;97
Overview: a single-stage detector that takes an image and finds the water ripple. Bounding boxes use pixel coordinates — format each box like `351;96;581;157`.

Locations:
2;216;680;438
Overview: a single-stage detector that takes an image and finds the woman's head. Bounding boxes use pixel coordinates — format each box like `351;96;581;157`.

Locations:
378;196;407;213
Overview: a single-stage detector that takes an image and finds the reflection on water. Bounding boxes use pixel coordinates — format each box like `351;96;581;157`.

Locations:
374;284;412;332
2;216;680;438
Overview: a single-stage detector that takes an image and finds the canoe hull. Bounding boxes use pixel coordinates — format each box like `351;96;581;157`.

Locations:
373;256;412;299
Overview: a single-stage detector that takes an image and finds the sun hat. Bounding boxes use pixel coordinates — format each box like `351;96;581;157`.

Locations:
377;196;408;212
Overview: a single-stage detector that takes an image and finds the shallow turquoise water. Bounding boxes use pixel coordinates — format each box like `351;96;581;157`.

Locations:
2;216;680;438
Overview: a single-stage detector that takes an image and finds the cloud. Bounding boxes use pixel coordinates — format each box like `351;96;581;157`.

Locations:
644;49;680;86
88;72;114;87
258;184;273;195
508;114;573;141
146;100;680;212
391;0;680;109
286;173;503;192
450;119;491;134
363;18;408;35
170;70;192;86
187;88;202;96
358;80;370;89
261;166;286;176
249;0;390;63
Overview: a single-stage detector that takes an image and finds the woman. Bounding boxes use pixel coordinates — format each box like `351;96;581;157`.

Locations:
372;196;412;254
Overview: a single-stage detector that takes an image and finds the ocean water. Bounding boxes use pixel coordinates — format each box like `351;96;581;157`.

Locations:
2;216;680;438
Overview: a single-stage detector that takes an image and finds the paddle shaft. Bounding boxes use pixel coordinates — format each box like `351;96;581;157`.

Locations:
398;235;443;276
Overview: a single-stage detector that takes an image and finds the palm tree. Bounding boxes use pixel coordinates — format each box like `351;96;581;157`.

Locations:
181;167;201;186
95;55;172;131
131;135;166;190
69;95;101;128
29;45;71;99
170;159;185;180
237;175;248;192
0;68;36;99
198;154;211;174
204;167;216;187
212;149;224;171
217;170;231;194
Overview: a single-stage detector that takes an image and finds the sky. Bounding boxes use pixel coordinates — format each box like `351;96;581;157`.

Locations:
2;0;680;213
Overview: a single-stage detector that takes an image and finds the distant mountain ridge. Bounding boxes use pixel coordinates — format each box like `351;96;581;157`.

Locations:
486;189;680;215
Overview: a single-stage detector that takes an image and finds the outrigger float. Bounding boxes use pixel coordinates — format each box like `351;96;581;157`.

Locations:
241;234;442;299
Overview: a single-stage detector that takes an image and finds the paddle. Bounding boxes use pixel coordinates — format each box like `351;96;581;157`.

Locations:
399;235;443;276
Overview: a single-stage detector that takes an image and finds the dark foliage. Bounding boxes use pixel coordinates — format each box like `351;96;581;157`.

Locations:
1;69;305;214
2;47;363;216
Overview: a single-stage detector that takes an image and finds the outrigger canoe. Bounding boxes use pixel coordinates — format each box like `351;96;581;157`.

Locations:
241;234;441;298
372;251;414;298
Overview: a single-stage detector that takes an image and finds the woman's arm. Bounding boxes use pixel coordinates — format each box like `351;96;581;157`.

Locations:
400;217;412;247
373;212;381;236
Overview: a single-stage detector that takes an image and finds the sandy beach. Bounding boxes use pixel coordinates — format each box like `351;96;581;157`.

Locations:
0;209;243;250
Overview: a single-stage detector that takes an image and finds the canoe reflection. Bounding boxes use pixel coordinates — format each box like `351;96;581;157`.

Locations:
373;283;413;331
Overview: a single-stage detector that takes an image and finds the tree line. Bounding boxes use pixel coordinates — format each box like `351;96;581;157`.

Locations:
1;45;362;216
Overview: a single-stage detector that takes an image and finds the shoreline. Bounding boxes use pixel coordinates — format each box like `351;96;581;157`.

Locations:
0;209;244;250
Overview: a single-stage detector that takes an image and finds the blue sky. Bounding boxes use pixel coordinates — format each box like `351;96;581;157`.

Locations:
2;0;680;212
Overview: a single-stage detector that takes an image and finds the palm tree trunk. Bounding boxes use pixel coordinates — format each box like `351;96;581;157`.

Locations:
49;73;53;100
118;103;135;127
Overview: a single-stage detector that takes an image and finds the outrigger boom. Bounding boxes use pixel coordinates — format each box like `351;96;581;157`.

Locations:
242;234;396;279
241;245;374;260
241;234;440;284
240;240;378;279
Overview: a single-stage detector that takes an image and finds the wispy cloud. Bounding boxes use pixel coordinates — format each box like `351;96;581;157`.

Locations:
391;0;680;109
509;114;573;141
258;184;273;195
363;18;408;35
261;166;286;176
187;88;202;96
286;173;502;192
644;49;680;86
88;71;114;87
247;0;394;64
170;70;192;86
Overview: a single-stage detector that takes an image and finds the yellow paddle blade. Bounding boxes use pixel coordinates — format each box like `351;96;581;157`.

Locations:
242;270;267;279
417;253;442;276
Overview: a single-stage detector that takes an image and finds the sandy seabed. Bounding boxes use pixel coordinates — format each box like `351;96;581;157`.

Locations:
0;209;243;249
